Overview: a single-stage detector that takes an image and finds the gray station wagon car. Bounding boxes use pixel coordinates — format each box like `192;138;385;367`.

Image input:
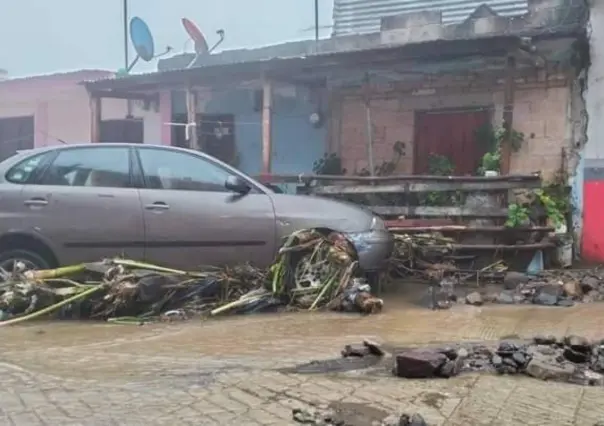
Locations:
0;143;393;276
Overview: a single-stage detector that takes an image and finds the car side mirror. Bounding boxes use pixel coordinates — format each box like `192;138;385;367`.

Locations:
225;175;251;194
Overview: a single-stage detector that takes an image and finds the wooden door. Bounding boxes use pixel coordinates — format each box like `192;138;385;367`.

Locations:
414;109;491;175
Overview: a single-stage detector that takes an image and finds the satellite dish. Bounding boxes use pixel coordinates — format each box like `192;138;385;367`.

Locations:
182;18;208;55
181;17;225;68
127;17;155;71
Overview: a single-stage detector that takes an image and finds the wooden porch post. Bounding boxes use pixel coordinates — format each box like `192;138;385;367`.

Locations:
89;94;102;142
261;78;273;174
500;55;516;175
185;85;198;150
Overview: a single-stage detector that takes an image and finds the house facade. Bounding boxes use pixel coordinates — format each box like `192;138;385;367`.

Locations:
0;70;166;160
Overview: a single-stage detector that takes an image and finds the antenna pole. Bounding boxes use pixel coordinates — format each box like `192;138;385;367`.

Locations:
314;0;319;43
123;0;129;69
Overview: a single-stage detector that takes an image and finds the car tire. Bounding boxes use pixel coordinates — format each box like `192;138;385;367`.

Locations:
0;249;51;272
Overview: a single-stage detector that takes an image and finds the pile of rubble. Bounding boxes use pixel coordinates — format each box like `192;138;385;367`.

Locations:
344;335;604;386
427;268;604;309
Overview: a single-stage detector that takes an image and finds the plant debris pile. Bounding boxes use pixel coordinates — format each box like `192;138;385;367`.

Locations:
0;229;383;325
389;233;508;283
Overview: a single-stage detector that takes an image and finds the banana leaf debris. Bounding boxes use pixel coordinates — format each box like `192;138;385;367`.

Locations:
0;229;383;325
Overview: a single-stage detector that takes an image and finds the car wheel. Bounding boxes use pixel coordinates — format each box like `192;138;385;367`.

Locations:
0;249;51;273
291;250;337;290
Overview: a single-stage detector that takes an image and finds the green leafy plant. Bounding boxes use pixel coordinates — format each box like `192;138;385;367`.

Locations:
357;141;406;176
478;151;501;174
423;154;459;206
505;203;530;228
475;123;524;175
534;189;565;227
428;153;454;176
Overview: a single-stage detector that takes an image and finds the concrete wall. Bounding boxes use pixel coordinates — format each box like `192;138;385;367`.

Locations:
334;74;572;179
171;86;327;176
0;71;167;146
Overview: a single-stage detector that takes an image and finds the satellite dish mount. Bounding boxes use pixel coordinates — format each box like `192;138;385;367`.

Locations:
127;16;156;72
181;18;225;68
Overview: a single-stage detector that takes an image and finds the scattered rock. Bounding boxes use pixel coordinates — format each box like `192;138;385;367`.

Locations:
457;348;469;358
583;370;604;386
563;280;582;298
525;355;575;381
583;290;601;303
494;291;516;304
342;344;371;358
532;284;562;306
465;292;483;306
363;339;385;357
504;272;530;290
534;335;557;345
491;354;503;367
439;358;464;378
563;347;589;363
394;350;448;378
581;276;600;293
512;351;529;367
565;335;590;351
396;413;428;426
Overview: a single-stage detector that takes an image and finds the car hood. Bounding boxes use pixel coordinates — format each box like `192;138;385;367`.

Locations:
268;193;374;235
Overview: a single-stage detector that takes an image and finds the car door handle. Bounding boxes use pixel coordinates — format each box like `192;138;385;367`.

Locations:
24;198;48;207
144;202;170;211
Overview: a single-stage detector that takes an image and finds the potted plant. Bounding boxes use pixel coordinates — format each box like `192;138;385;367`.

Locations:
479;151;501;176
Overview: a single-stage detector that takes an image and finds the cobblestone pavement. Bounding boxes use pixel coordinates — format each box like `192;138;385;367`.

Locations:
2;300;604;425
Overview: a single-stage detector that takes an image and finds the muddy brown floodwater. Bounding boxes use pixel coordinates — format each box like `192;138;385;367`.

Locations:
1;287;604;425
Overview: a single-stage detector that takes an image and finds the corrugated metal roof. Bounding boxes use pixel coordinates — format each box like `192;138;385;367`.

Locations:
333;0;529;35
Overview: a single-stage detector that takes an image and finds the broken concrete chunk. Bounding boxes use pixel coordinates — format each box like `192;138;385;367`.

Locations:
525;355;575;381
394;350;448;378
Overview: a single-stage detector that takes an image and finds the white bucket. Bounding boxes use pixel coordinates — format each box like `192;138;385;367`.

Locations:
556;234;573;268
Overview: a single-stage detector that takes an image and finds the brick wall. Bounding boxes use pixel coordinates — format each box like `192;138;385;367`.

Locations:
332;73;571;180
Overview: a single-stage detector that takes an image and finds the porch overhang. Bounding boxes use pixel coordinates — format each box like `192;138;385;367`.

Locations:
82;35;525;94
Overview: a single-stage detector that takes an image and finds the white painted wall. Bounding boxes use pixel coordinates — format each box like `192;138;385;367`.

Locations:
585;0;604;160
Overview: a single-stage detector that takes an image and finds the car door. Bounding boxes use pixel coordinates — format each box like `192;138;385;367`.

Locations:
134;146;277;270
19;146;145;264
0;151;54;236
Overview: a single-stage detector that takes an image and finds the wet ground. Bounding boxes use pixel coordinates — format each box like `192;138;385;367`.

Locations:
2;286;604;425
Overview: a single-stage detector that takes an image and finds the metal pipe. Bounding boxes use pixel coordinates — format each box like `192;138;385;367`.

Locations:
314;0;319;43
123;0;129;69
365;102;375;176
123;0;133;117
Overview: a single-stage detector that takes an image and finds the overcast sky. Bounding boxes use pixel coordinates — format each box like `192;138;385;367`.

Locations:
1;0;334;77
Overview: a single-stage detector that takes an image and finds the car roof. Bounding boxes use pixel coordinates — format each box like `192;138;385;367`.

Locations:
1;143;274;193
11;143;225;161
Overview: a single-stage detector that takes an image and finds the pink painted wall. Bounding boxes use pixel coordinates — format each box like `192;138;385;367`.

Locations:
0;70;169;146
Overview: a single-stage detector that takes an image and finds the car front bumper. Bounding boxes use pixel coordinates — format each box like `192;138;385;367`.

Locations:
346;229;394;271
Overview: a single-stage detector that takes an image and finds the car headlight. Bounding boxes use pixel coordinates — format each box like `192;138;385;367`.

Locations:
370;216;387;231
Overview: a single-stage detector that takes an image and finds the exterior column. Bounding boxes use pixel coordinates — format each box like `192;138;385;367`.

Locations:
89;94;102;143
261;78;273;174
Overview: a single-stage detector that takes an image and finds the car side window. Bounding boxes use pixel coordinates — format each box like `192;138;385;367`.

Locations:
5;152;51;184
39;147;131;188
137;148;232;192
